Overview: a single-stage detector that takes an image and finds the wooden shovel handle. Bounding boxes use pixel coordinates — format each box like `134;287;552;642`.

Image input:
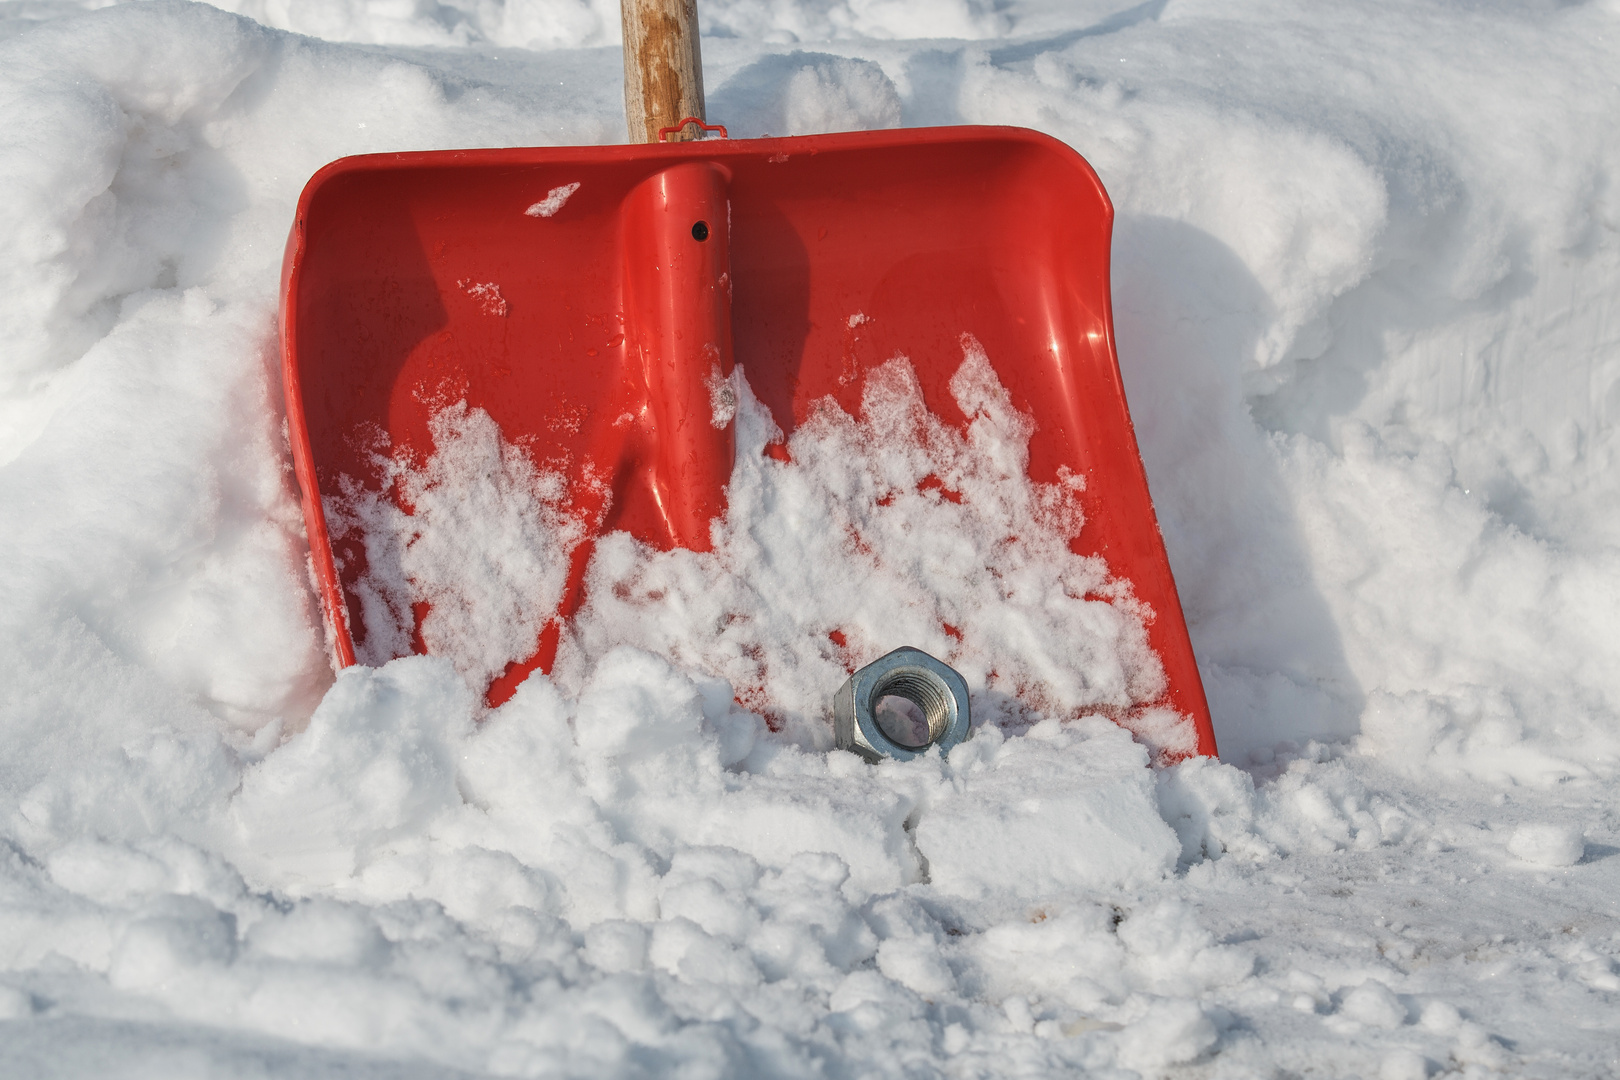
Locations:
622;0;707;143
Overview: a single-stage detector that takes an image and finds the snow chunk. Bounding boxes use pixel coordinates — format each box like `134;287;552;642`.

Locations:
1506;823;1586;867
705;360;738;428
1156;756;1269;865
1115;999;1218;1071
231;657;473;886
525;182;581;218
917;719;1180;896
1339;979;1407;1029
326;403;583;691
1380;1049;1429;1080
246;898;389;966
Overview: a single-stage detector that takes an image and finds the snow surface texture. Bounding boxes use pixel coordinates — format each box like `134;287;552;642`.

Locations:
327;402;583;689
332;346;1183;753
562;348;1180;752
1;0;1618;1077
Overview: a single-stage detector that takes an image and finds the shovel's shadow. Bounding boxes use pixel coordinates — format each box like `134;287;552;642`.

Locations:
731;200;812;434
1113;215;1366;761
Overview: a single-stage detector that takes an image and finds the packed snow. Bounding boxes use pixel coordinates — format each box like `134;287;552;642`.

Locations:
1;0;1618;1077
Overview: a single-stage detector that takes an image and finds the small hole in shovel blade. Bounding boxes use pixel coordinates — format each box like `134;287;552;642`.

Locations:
692;220;709;241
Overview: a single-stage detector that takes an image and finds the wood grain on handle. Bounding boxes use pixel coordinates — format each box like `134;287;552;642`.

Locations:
622;0;706;143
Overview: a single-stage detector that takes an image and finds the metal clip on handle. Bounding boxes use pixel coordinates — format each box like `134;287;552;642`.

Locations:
658;117;729;142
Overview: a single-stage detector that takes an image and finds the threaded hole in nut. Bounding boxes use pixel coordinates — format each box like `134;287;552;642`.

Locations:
869;670;951;750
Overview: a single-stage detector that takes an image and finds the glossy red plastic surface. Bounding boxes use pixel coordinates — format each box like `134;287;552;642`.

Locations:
279;125;1218;759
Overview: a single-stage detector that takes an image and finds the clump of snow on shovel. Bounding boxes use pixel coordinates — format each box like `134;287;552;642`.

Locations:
322;338;1186;755
526;182;580;218
456;279;508;316
561;336;1183;753
325;403;581;690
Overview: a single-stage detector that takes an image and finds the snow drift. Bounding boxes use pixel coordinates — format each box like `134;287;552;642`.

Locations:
1;0;1618;1076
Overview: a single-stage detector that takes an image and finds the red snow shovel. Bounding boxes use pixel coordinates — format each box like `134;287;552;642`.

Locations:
278;0;1218;759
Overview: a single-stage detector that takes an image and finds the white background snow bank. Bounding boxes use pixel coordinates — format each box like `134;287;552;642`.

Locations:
1;0;1618;1076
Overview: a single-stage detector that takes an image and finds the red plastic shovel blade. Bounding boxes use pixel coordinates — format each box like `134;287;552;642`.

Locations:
279;125;1218;760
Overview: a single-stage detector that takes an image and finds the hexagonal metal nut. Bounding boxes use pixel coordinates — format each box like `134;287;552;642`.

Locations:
833;646;972;762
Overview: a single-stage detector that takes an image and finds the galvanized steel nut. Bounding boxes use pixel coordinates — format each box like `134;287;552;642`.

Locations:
834;646;972;762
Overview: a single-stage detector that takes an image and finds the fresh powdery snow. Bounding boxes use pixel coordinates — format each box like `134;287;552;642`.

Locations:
2;1;1619;1077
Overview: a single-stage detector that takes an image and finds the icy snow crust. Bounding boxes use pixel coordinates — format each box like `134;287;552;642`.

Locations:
2;0;1620;1077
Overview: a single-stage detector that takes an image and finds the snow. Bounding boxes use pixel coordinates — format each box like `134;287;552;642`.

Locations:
561;347;1172;751
1;0;1618;1077
329;402;582;686
525;180;580;217
456;278;510;314
1506;823;1587;869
